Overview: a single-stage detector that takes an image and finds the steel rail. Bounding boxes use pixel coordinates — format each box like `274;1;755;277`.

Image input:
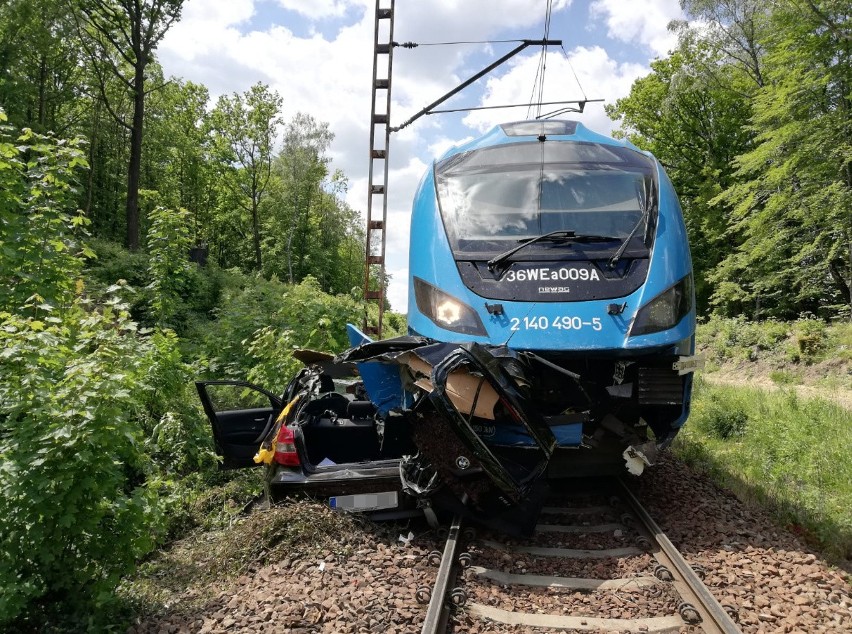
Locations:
420;515;462;634
616;479;743;634
421;485;742;634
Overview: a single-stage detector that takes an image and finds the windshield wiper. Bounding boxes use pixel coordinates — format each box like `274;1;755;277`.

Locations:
487;230;618;271
608;179;655;269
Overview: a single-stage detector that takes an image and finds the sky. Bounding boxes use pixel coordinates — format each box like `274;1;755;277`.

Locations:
158;0;687;312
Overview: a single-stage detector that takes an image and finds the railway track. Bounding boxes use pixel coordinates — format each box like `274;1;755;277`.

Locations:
418;478;743;634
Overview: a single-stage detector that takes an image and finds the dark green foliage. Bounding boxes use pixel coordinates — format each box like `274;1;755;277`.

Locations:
85;238;226;337
0;113;92;313
0;0;84;134
137;330;215;474
86;237;151;288
693;392;749;439
146;206;194;326
203;274;362;385
792;318;827;362
383;311;408;337
610;0;851;321
697;315;851;369
0;301;161;625
697;315;789;362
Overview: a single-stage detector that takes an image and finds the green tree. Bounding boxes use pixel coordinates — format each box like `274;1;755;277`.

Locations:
146;206;193;325
210;83;283;270
72;0;185;251
143;79;214;241
676;0;770;89
0;0;85;134
278;112;333;282
711;0;852;318
607;40;753;312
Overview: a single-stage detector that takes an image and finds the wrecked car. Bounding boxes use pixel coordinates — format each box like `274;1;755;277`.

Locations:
196;349;416;520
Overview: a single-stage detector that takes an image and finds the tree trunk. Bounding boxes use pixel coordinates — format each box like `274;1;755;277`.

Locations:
37;55;47;129
251;199;262;270
84;102;100;217
126;62;145;251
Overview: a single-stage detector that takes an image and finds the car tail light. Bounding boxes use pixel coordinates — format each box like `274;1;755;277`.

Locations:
273;425;300;466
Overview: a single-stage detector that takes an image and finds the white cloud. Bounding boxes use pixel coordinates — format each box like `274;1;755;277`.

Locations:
589;0;683;57
463;45;646;135
163;0;254;59
159;0;668;315
274;0;353;20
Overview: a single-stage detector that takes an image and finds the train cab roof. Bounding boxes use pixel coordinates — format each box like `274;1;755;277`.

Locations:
437;120;647;161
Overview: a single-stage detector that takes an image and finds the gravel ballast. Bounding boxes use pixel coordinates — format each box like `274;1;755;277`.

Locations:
129;456;851;633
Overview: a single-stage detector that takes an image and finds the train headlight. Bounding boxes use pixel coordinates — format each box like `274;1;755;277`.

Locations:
413;277;487;336
630;274;693;336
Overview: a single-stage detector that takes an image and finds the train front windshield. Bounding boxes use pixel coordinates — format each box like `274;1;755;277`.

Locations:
435;141;657;256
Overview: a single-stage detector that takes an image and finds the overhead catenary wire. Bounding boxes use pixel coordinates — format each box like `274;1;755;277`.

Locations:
425;99;600;115
527;0;555;119
394;10;597;125
560;44;588;101
394;38;529;47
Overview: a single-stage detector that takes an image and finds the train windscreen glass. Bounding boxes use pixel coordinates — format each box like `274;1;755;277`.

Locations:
435;141;656;255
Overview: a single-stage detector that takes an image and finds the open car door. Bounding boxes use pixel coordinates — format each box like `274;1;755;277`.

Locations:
196;380;283;469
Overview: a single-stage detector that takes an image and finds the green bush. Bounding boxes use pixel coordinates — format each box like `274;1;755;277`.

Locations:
0;111;92;313
691;385;749;438
202;274;362;384
383;311;408;337
697;316;792;364
85;238;152;290
769;369;800;385
0;301;161;625
138;330;216;476
147;207;195;327
793;316;826;362
85;237;227;340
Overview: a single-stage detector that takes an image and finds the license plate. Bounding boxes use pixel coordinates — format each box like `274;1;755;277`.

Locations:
329;491;398;512
673;355;705;375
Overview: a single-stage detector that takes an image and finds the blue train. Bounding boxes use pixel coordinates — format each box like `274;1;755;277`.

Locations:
408;120;695;450
347;119;699;531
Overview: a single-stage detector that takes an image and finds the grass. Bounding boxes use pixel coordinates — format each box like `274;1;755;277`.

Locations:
769;369;802;385
675;378;852;560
